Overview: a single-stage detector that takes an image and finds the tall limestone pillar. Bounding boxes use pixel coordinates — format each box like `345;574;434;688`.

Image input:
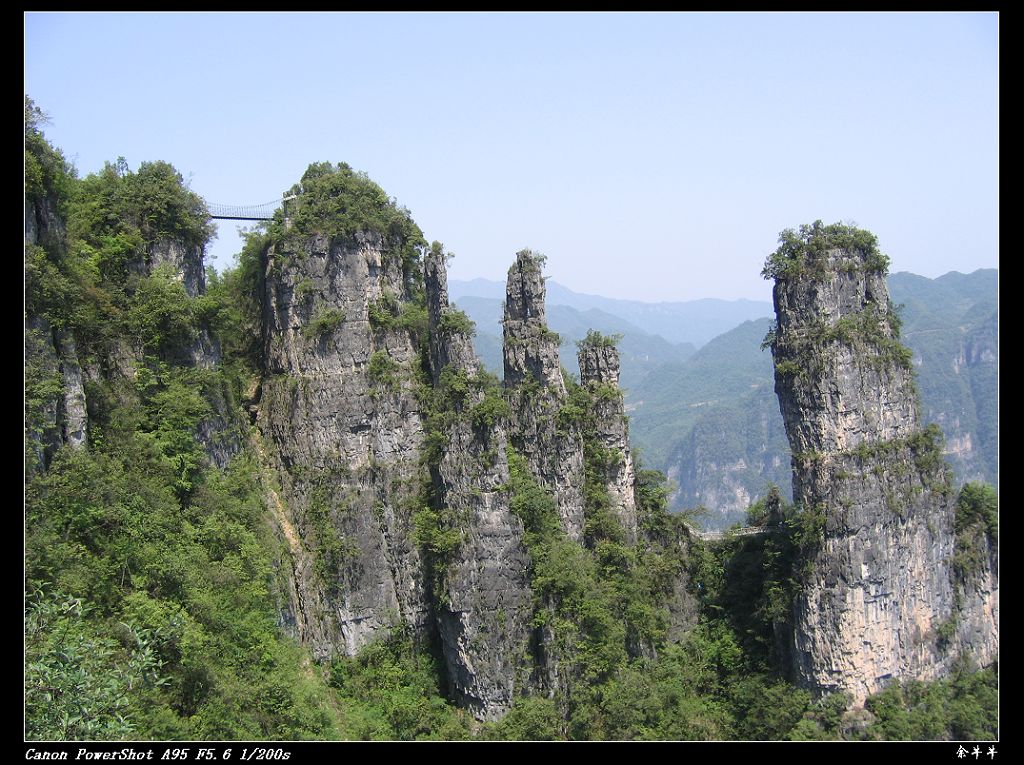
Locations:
422;245;533;720
764;221;997;704
577;334;638;544
503;250;586;542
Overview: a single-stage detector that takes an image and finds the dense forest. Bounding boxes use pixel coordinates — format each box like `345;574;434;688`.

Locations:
24;98;997;741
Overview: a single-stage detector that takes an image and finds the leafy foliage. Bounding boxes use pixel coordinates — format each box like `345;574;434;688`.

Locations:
368;350;401;393
762;220;889;281
952;482;998;581
858;662;998;741
25;590;167;740
328;630;469;740
123;267;199;353
437;307;476;337
303;307;345;341
25;96;74;207
577;329;622;350
279;162;425;272
515;247;547;271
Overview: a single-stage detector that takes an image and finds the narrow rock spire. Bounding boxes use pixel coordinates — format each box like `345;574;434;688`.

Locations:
423;244;533;720
577;333;638;544
502;250;585;542
765;221;997;703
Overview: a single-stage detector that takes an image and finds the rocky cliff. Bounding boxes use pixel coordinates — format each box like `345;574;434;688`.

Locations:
422;246;533;719
250;167;557;719
765;222;998;704
577;336;638;544
25;191;87;471
246;172;706;718
256;225;431;659
24;175;237;474
503;250;587;542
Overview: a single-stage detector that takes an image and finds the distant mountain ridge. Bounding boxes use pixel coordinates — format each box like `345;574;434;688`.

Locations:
452;294;696;392
449;278;773;347
629;268;997;529
452;269;997;531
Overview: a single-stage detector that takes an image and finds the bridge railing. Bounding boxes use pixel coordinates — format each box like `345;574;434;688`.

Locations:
688;524;782;543
207;198;288;221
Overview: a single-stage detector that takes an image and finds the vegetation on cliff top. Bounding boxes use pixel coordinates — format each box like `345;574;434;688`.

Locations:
278;161;425;271
761;220;890;281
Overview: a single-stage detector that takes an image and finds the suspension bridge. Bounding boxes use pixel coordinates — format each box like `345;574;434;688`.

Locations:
688;524;780;544
206;195;296;221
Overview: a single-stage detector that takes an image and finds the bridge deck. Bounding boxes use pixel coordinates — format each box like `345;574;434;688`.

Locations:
206;196;295;222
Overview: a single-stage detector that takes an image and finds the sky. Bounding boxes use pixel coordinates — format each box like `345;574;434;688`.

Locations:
25;12;998;303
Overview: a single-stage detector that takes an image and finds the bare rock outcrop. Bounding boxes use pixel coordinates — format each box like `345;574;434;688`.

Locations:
257;227;431;659
577;336;638;544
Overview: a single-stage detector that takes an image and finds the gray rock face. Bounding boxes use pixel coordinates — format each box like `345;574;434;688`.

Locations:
769;240;997;704
25;191;66;256
425;251;477;383
578;343;638;544
503;251;565;392
503;251;586;542
773;261;917;462
578;342;621;387
424;250;534;720
24;316;62;475
257;230;430;660
145;238;207;298
25;195;89;463
55;329;88;451
25;195;69;472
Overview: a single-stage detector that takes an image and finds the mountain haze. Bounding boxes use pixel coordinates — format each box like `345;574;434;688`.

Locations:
449;278;773;347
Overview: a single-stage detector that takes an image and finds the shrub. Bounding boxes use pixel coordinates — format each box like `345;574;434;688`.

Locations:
303;308;345;341
762;220;888;281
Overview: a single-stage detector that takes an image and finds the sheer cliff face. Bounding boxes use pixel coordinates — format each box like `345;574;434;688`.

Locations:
25;195;87;469
258;230;430;659
423;250;533;720
503;251;586;542
768;228;997;703
255;234;539;719
773;256;918;464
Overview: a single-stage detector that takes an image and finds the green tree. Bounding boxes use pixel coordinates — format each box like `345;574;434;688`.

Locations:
25;590;166;740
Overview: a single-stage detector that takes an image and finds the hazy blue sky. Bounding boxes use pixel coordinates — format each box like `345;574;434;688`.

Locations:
25;12;998;302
